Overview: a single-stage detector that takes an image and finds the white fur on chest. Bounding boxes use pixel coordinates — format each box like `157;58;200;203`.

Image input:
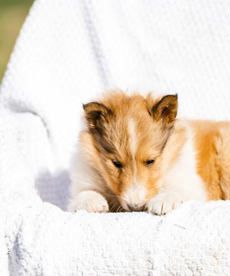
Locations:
147;130;207;215
159;130;207;201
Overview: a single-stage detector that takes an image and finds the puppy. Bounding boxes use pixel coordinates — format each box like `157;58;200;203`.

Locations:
68;91;230;215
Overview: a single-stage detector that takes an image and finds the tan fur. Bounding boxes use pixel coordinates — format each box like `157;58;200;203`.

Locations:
69;91;230;214
192;121;230;200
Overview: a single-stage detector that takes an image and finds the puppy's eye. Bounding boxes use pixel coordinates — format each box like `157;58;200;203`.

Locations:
145;159;155;166
112;160;123;169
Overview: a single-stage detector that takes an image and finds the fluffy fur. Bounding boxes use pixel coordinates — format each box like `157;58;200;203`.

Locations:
68;91;230;215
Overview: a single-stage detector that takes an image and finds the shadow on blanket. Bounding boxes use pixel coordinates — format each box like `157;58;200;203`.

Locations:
35;170;70;211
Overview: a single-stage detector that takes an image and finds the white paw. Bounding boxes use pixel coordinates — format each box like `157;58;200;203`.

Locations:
147;192;184;215
68;191;109;213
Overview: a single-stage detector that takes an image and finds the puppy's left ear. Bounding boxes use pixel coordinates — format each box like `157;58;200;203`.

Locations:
151;94;178;126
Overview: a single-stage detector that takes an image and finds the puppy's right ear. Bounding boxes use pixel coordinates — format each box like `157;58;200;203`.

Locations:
83;102;112;131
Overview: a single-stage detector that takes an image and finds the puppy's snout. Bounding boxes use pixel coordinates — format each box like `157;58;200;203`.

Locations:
127;203;146;211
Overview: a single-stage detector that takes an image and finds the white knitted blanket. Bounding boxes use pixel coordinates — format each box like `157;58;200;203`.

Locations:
1;0;230;275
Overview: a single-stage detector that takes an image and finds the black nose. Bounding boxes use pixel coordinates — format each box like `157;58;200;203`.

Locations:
127;203;145;211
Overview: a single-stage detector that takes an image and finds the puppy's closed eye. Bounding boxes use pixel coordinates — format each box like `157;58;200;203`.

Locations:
145;159;155;166
112;160;123;169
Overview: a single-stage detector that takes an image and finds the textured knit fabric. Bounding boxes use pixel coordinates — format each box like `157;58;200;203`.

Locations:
1;0;230;275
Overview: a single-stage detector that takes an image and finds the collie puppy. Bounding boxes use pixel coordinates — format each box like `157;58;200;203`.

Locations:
68;91;230;215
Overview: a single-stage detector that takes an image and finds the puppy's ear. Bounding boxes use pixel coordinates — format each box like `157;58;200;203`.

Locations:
83;101;112;132
151;95;178;126
83;102;115;153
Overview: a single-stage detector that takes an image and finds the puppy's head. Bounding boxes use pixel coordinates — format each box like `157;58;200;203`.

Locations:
82;92;178;211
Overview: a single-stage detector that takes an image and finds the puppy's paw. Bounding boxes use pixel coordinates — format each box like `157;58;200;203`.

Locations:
147;192;184;215
68;191;109;213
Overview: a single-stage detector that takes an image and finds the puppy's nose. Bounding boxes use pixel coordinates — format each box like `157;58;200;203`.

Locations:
127;203;145;211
